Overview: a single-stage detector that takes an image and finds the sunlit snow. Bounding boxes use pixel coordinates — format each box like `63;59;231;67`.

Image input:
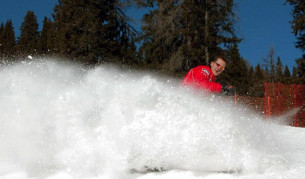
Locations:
0;58;304;179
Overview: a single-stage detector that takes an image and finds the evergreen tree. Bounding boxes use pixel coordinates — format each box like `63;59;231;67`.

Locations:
292;66;298;83
38;17;54;55
103;0;137;65
284;65;291;77
136;0;240;73
2;20;16;58
295;55;305;84
18;11;40;56
0;22;4;56
249;64;264;97
247;66;254;96
276;56;283;82
286;0;305;84
223;43;249;95
286;0;305;51
256;64;265;82
283;65;292;84
0;22;3;35
53;0;136;65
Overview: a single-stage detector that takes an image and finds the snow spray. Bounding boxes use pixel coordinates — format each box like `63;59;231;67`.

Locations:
0;59;288;178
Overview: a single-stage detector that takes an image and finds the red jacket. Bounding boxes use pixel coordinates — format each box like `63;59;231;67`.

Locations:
182;65;222;93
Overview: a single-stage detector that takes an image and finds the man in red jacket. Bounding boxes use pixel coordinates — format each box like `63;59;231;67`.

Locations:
182;56;234;95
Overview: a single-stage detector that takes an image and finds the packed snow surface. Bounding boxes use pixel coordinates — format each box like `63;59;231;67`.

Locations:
0;59;304;179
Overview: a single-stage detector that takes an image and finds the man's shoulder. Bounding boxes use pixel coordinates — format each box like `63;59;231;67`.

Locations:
192;65;211;77
194;65;211;72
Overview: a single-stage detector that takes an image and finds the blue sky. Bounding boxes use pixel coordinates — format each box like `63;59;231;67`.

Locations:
235;0;302;70
0;0;302;70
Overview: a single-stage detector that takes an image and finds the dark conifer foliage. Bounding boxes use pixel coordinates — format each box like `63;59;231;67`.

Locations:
247;66;255;95
283;65;292;84
248;64;265;97
286;0;305;51
53;0;103;64
286;0;305;84
135;0;240;73
0;23;4;55
38;17;54;55
18;11;40;57
292;66;298;83
1;20;16;58
284;65;291;77
52;0;136;65
220;43;249;95
295;55;305;84
101;0;137;65
276;56;283;83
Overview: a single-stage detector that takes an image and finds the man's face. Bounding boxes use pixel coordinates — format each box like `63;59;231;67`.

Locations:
210;58;226;76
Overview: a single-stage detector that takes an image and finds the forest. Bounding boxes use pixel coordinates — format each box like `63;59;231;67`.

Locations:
0;0;304;97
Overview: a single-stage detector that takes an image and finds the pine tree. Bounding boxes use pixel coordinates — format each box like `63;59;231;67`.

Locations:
284;65;291;77
18;11;40;57
249;64;264;97
286;0;305;84
276;56;283;82
103;0;137;65
286;0;305;51
295;55;305;84
53;0;136;65
223;43;249;95
239;58;250;95
0;22;3;34
264;66;270;82
2;20;16;58
292;66;298;83
53;0;102;64
283;65;292;84
247;66;254;96
0;22;4;56
38;17;54;55
136;0;240;73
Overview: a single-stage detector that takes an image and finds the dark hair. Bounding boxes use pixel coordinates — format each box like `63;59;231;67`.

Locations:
210;56;227;63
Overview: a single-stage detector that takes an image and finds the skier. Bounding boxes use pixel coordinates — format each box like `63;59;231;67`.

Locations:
181;56;235;95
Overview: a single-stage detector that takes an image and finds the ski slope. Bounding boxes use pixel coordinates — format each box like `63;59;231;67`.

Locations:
0;59;304;179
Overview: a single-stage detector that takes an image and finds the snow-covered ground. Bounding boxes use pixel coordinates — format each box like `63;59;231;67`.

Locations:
0;59;304;179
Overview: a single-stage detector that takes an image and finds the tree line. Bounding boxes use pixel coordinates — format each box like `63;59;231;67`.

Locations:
0;0;304;97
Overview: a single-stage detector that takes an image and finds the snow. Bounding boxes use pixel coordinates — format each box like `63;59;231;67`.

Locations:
0;58;304;179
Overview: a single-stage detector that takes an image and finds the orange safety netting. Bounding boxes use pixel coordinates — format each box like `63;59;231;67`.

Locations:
264;82;305;127
227;82;305;127
234;95;265;114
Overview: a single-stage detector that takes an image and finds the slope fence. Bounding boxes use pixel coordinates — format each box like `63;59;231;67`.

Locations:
230;82;305;127
264;82;305;127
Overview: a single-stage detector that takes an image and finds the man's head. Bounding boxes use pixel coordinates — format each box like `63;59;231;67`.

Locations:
210;56;226;76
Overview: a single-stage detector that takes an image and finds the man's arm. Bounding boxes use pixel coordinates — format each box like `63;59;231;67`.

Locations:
192;67;222;93
196;80;222;93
